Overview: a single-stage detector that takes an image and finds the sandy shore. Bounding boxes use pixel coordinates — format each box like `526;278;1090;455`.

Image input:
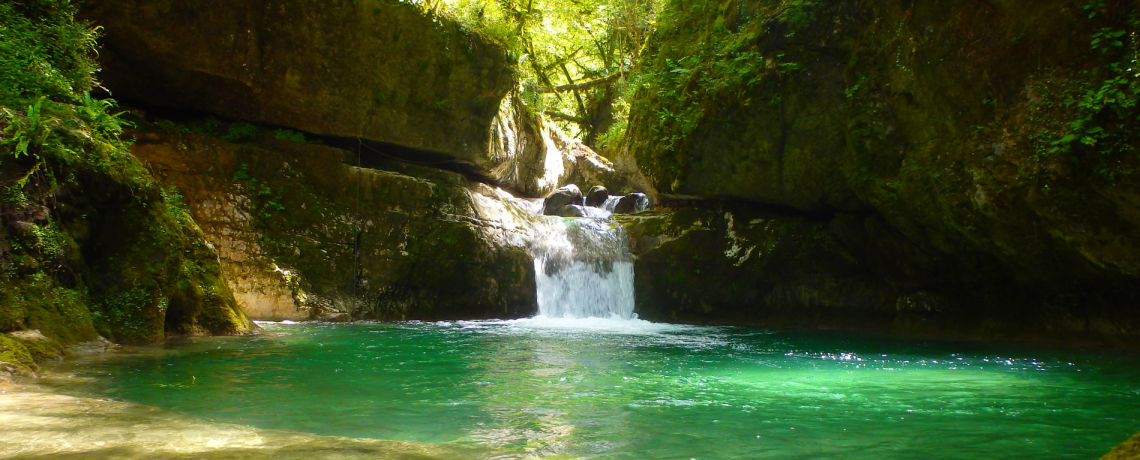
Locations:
0;383;485;460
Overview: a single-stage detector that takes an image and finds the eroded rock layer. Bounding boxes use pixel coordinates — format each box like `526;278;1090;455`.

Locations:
131;130;537;321
81;0;514;167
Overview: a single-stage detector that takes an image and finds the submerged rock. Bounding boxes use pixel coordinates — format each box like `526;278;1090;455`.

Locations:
542;185;585;216
66;337;116;355
585;186;609;207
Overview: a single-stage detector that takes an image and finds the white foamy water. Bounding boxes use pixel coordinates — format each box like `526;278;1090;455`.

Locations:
529;217;635;319
600;195;622;213
496;315;691;334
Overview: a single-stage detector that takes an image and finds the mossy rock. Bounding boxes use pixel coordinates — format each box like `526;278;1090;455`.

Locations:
5;330;66;363
0;0;253;349
618;0;1140;338
0;335;38;375
130;131;538;321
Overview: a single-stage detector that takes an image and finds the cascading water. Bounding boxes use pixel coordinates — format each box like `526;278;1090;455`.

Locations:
599;195;622;213
529;216;635;319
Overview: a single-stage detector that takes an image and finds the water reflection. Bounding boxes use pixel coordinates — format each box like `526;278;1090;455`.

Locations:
24;322;1140;460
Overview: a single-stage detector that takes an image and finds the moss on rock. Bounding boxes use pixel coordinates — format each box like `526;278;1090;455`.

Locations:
0;0;253;359
130;127;538;321
618;0;1140;339
0;335;38;376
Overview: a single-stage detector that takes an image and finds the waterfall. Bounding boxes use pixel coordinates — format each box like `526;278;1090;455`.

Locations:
530;217;635;319
600;195;622;213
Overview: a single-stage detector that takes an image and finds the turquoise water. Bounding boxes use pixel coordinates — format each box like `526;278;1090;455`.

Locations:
44;319;1140;459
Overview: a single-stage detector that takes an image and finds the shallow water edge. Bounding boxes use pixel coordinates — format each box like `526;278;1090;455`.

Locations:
0;383;483;460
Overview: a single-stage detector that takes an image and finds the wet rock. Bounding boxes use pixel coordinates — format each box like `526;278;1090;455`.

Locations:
585;186;609;207
612;193;649;214
488;96;626;196
552;205;588;218
66;337;116;355
542;185;584;216
323;313;352;323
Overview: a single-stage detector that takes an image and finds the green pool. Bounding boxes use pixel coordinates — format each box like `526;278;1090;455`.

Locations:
43;319;1140;459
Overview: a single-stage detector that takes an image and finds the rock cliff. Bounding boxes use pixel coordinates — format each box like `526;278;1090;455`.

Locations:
616;0;1140;340
130;126;538;320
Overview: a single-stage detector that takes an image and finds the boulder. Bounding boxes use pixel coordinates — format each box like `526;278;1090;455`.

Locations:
552;205;588;218
585;186;609;207
542;185;584;216
612;193;649;214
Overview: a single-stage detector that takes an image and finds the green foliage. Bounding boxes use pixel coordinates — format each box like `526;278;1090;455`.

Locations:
161;187;191;229
0;0;147;191
1033;9;1140;182
77;93;131;137
0;0;251;345
426;0;658;144
776;0;817;31
846;77;867;99
0;0;100;107
1;97;56;160
625;0;818;173
94;286;156;341
233;163;286;218
222;122;260;142
272;128;306;143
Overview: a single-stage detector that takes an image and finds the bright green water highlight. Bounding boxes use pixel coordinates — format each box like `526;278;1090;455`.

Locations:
45;319;1140;459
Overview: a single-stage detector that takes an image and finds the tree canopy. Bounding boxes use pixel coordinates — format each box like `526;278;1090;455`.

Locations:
420;0;660;150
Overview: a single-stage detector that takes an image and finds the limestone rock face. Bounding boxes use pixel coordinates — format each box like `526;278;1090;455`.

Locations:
81;0;515;166
619;0;1140;338
131;131;538;321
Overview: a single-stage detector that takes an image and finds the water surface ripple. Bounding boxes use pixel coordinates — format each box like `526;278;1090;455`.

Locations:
41;320;1140;459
